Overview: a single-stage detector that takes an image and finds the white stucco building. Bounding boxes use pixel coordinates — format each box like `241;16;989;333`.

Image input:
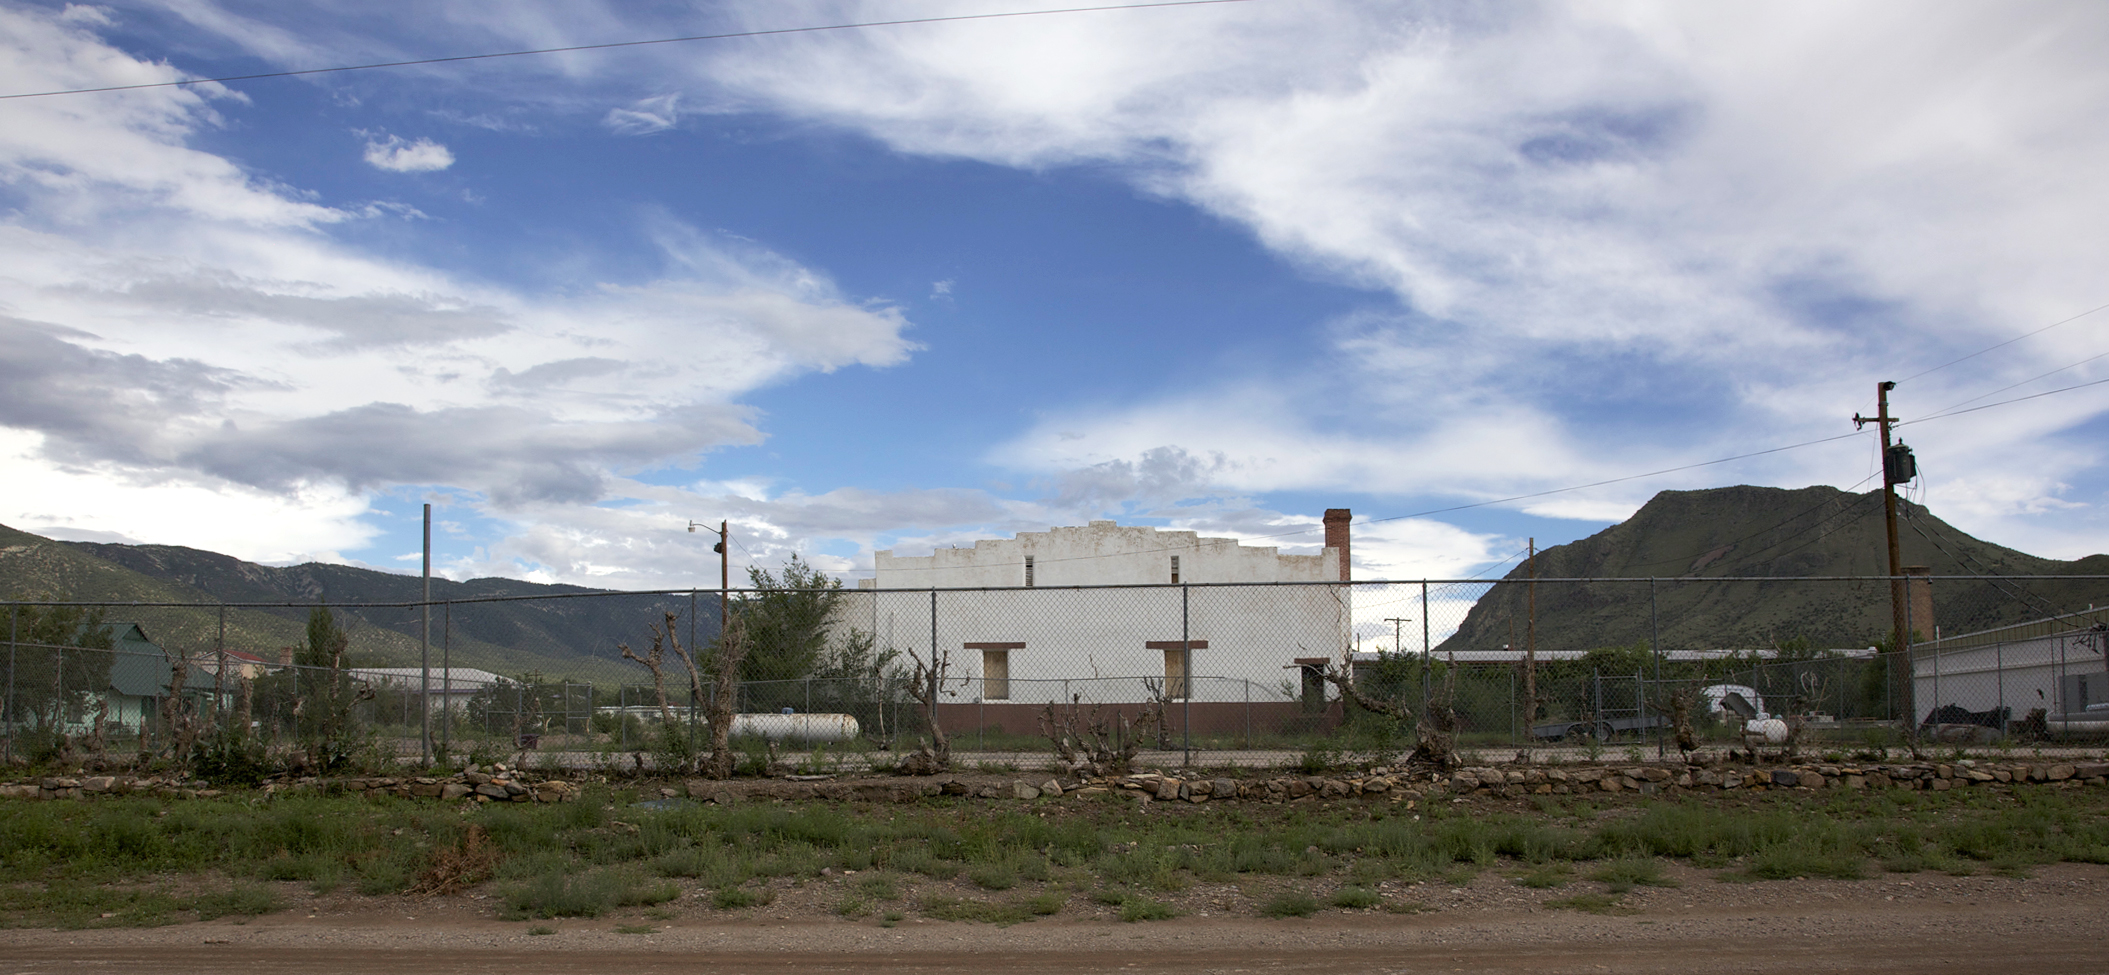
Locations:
839;513;1355;735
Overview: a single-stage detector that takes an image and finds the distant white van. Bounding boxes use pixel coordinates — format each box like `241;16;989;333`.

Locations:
1700;684;1767;720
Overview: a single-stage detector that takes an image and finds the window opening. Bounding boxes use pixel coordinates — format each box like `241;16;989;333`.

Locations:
982;649;1009;700
1025;555;1034;587
1170;555;1180;584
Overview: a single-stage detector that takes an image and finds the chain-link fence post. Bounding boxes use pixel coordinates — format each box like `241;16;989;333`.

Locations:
1651;578;1663;759
5;605;14;766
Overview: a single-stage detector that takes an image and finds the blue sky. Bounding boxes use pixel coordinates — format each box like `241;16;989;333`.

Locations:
2;0;2107;593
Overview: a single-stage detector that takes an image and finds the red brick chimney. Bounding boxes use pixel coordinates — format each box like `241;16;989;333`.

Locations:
1323;509;1352;582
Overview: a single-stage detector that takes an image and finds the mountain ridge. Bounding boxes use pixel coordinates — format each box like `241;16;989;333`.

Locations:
1432;485;2109;653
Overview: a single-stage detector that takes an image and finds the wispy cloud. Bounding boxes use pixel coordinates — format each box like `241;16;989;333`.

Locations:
603;93;680;135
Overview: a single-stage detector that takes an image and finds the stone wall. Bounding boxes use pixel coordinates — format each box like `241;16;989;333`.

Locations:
0;763;580;804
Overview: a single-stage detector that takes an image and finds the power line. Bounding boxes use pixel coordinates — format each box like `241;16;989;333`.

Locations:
1895;299;2109;385
1899;375;2109;427
0;0;1262;101
1916;348;2109;420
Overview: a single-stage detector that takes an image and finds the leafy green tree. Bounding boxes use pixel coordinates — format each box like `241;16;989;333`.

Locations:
2;605;114;731
734;555;845;684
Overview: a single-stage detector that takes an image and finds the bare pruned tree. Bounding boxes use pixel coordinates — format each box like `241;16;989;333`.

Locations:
898;645;952;776
1040;693;1162;777
617;616;680;729
1318;647;1458;769
703;612;749;780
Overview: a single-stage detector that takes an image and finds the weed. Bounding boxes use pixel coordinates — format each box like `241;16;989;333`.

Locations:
1260;891;1319;918
966;863;1019;891
1329;886;1381;909
1118;897;1178;922
1512;864;1573;889
615;924;655;934
193;884;278;921
1381;899;1429;914
527;924;556;935
1026;890;1069;915
833;895;872;918
879;910;904;927
855;872;904;901
711;886;775;910
1587;858;1677;894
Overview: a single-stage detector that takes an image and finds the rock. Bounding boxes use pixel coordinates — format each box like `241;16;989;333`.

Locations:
410;782;445;798
2073;763;2109;780
1155;779;1182;801
1076;787;1109;797
1041;779;1065;796
1964;769;1995;783
1798;773;1825;790
1321;779;1350;798
1845;775;1866;789
1452;771;1480;789
1012;781;1041;800
473;783;510;799
1212;778;1238;798
939;779;970;795
465;772;493;785
1285;778;1313;799
1639;768;1672;783
975;786;1002;799
1599;777;1621;793
1930;777;1952;791
80;776;116;793
1771;770;1800;788
2049;764;2077;782
1360;777;1390;794
1185;780;1211;798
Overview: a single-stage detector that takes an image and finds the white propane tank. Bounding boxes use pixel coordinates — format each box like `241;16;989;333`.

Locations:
725;713;860;743
1745;717;1789;745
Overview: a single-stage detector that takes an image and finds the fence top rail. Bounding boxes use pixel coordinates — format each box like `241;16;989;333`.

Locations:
4;574;2106;611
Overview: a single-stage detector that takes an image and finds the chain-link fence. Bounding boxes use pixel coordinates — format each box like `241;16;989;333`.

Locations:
4;574;2106;769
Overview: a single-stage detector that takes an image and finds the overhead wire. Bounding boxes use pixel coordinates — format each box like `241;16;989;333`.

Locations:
1894;300;2109;386
1916;348;2109;420
0;0;1263;100
1899;375;2109;428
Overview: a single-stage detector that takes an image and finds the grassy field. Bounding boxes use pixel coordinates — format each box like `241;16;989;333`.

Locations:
3;784;2108;929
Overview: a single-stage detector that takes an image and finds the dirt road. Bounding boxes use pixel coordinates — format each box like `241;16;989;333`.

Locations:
7;864;2104;974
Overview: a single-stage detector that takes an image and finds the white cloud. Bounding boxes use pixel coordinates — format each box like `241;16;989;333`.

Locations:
667;1;2109;544
603;93;680;135
0;7;921;567
362;134;455;172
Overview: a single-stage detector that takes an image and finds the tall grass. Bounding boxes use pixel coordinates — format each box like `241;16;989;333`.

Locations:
5;783;2109;925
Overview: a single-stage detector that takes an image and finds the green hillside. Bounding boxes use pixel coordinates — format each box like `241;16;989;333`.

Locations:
0;524;695;685
1433;485;2109;654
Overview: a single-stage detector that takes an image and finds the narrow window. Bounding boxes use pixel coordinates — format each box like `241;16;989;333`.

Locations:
982;649;1010;701
1162;646;1188;700
1170;555;1180;584
1024;555;1035;587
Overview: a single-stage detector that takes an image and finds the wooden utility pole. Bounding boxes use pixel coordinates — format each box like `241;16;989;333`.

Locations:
690;520;731;639
1854;382;1911;722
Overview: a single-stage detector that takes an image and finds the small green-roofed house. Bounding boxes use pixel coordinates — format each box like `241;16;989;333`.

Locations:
70;622;219;737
